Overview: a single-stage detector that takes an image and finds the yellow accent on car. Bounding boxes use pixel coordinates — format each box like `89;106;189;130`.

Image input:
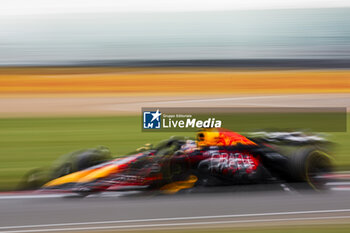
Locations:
160;175;198;194
44;169;95;187
77;165;120;183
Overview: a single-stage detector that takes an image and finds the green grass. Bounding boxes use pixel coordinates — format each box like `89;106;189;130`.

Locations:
0;116;348;191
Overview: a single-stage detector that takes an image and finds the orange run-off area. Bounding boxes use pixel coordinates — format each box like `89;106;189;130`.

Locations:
0;68;349;95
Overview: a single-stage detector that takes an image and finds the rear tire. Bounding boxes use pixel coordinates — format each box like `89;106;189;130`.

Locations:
289;147;332;191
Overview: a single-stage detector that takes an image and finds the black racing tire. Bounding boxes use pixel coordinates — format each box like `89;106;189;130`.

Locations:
76;155;94;171
75;152;109;171
156;153;191;188
289;147;333;191
18;168;48;190
195;163;212;186
52;153;108;179
168;153;191;182
195;162;224;186
53;163;73;179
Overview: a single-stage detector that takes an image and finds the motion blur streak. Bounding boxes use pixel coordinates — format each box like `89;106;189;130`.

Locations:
1;7;350;64
0;69;349;95
2;0;350;15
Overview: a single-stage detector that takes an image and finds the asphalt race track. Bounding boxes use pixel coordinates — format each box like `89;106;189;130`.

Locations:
1;187;350;232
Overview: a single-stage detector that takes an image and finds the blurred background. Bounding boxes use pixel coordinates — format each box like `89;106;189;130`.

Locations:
1;1;350;64
1;0;350;186
0;0;350;232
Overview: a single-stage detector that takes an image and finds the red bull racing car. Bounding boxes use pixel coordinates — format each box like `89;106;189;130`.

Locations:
42;128;333;195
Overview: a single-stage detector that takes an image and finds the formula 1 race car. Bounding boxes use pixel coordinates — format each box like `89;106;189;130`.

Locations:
41;128;333;195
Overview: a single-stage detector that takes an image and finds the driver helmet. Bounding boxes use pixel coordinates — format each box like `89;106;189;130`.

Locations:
196;128;221;147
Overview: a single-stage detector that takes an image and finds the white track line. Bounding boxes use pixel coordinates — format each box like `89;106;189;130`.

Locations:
0;194;66;200
2;216;350;233
0;192;133;200
1;209;350;231
143;95;307;105
331;187;350;191
151;96;286;104
326;182;350;186
102;94;338;111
